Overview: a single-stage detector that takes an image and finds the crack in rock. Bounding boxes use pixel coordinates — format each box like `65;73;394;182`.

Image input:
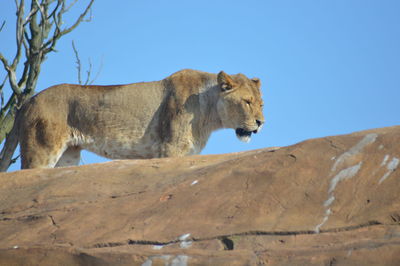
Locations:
88;221;385;250
0;214;44;222
287;154;297;162
324;138;344;152
48;215;59;228
110;190;146;199
220;237;234;250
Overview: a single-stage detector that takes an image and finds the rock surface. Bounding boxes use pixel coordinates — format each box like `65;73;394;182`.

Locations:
1;126;400;265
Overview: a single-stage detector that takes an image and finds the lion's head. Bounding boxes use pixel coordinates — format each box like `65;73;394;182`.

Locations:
216;71;265;142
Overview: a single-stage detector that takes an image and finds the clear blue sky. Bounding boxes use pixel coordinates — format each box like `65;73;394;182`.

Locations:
1;0;400;171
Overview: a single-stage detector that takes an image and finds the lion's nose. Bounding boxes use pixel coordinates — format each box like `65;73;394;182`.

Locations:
256;120;263;127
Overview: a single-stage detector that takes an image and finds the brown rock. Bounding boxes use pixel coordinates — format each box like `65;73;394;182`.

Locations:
1;126;400;265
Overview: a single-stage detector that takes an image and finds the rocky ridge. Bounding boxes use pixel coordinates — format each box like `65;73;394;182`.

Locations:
0;126;400;265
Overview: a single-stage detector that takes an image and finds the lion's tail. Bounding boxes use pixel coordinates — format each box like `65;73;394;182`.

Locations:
0;116;20;172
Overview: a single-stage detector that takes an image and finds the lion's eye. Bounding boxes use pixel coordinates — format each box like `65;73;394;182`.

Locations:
244;99;251;105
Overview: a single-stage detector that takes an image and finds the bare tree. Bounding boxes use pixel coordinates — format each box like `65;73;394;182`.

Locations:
0;0;95;171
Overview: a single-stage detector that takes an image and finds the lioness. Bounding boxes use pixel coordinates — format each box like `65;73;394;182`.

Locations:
1;69;264;170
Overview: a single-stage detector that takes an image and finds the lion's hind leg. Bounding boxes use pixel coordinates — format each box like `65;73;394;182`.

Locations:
55;146;81;167
21;143;67;169
20;118;71;169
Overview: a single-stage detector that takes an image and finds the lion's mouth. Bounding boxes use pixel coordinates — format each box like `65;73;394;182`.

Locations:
235;128;256;143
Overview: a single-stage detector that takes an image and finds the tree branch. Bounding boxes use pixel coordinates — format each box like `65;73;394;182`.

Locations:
42;0;94;53
61;0;94;35
62;0;79;14
47;0;61;20
23;7;39;26
0;92;16;121
0;21;5;32
85;57;92;85
11;0;25;70
0;108;16;144
0;75;7;108
34;0;46;22
89;54;103;85
17;61;30;88
0;53;21;94
71;40;82;84
0;53;10;70
71;40;102;85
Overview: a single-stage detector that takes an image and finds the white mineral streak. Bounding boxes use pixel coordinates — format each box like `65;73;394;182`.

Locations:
331;133;377;172
315;133;377;233
142;255;189;266
315;163;362;233
379;157;399;184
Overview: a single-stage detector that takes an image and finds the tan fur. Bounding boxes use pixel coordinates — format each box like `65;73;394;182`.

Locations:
16;69;264;169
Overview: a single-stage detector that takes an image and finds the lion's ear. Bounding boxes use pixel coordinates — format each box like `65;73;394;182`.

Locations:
218;71;235;92
252;78;261;89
